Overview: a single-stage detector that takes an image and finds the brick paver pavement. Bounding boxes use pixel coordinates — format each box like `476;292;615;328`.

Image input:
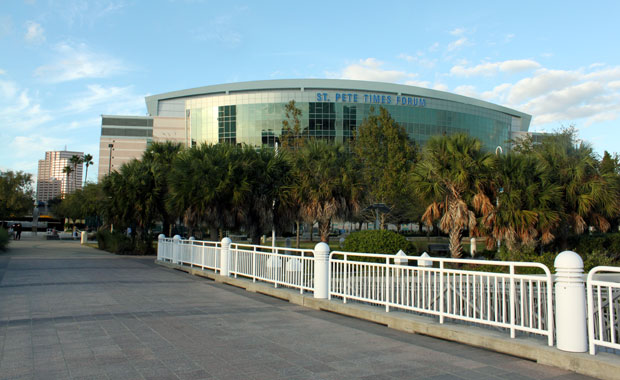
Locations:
0;238;595;380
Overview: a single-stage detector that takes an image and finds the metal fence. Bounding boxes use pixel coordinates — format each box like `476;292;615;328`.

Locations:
587;266;620;354
158;237;221;271
229;243;315;293
329;251;554;346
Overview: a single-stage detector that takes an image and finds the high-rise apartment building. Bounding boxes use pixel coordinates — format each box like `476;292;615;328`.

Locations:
37;150;84;203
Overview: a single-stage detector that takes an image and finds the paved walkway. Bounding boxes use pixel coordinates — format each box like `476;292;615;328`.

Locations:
0;238;594;380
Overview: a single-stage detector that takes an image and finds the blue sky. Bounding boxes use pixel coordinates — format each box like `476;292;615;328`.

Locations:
1;0;620;182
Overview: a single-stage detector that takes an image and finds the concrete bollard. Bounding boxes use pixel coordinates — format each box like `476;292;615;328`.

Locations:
395;249;408;266
220;237;231;277
313;242;330;299
554;250;587;352
418;252;432;267
80;231;87;245
173;235;181;264
470;237;476;257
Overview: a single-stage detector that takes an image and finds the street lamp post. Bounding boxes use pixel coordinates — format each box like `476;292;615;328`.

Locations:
108;143;114;174
272;141;278;247
495;145;503;250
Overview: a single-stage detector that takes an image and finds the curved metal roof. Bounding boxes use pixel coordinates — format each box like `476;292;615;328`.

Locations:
145;79;531;130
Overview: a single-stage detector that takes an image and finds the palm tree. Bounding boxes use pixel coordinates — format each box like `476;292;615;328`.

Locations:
142;142;183;236
82;153;93;186
69;155;82;192
62;165;73;197
413;134;496;258
532;130;620;249
482;153;562;250
291;141;362;242
168;144;236;239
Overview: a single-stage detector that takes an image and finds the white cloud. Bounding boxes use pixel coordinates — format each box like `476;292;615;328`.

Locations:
0;79;53;131
447;37;468;51
398;53;436;69
507;69;581;105
336;58;416;83
433;83;449;92
450;59;541;77
453;85;479;98
0;68;5;75
34;42;126;83
24;21;45;44
404;79;432;88
65;84;146;114
450;28;466;36
194;15;242;45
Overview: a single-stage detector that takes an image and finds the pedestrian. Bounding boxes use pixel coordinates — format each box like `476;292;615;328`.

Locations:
15;223;22;240
8;225;14;240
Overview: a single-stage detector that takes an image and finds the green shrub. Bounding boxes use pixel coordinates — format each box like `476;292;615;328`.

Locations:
96;229;133;254
343;230;416;262
0;228;9;251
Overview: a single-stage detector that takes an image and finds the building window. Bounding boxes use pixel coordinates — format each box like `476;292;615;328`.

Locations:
218;105;236;144
308;102;335;141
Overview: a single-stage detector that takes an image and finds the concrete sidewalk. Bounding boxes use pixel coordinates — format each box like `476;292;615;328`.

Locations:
0;239;596;379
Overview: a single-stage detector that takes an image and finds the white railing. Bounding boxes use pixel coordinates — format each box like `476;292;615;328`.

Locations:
329;251;554;346
587;266;620;354
158;237;174;262
157;237;220;270
229;243;315;293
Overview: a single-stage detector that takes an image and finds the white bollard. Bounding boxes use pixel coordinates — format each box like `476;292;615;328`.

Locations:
173;235;181;264
554;250;587;352
80;231;87;245
418;252;432;267
470;237;476;257
313;242;330;299
220;237;231;277
395;249;408;266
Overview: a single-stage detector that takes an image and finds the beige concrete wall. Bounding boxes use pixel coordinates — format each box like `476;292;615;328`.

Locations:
97;137;148;181
153;117;187;145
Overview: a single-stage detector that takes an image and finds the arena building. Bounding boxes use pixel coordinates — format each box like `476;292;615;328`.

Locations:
99;79;531;179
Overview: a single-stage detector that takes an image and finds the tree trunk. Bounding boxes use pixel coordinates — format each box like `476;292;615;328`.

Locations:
295;220;300;248
449;225;463;258
319;218;331;243
309;222;314;242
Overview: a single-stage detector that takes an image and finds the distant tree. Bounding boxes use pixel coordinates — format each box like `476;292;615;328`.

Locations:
62;166;73;197
0;171;34;219
353;106;419;229
280;100;306;151
69;155;83;192
600;151;620;175
82;153;94;186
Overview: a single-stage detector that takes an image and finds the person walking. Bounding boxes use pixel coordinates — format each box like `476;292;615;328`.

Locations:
15;223;22;240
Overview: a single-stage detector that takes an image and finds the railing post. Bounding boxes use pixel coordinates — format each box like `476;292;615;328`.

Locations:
314;242;330;299
509;264;516;339
385;256;390;312
157;234;165;261
173;235;181;264
220;237;231;277
554;250;587;352
188;237;195;267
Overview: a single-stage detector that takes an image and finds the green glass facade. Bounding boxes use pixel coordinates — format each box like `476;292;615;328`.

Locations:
186;90;520;151
144;80;530;152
